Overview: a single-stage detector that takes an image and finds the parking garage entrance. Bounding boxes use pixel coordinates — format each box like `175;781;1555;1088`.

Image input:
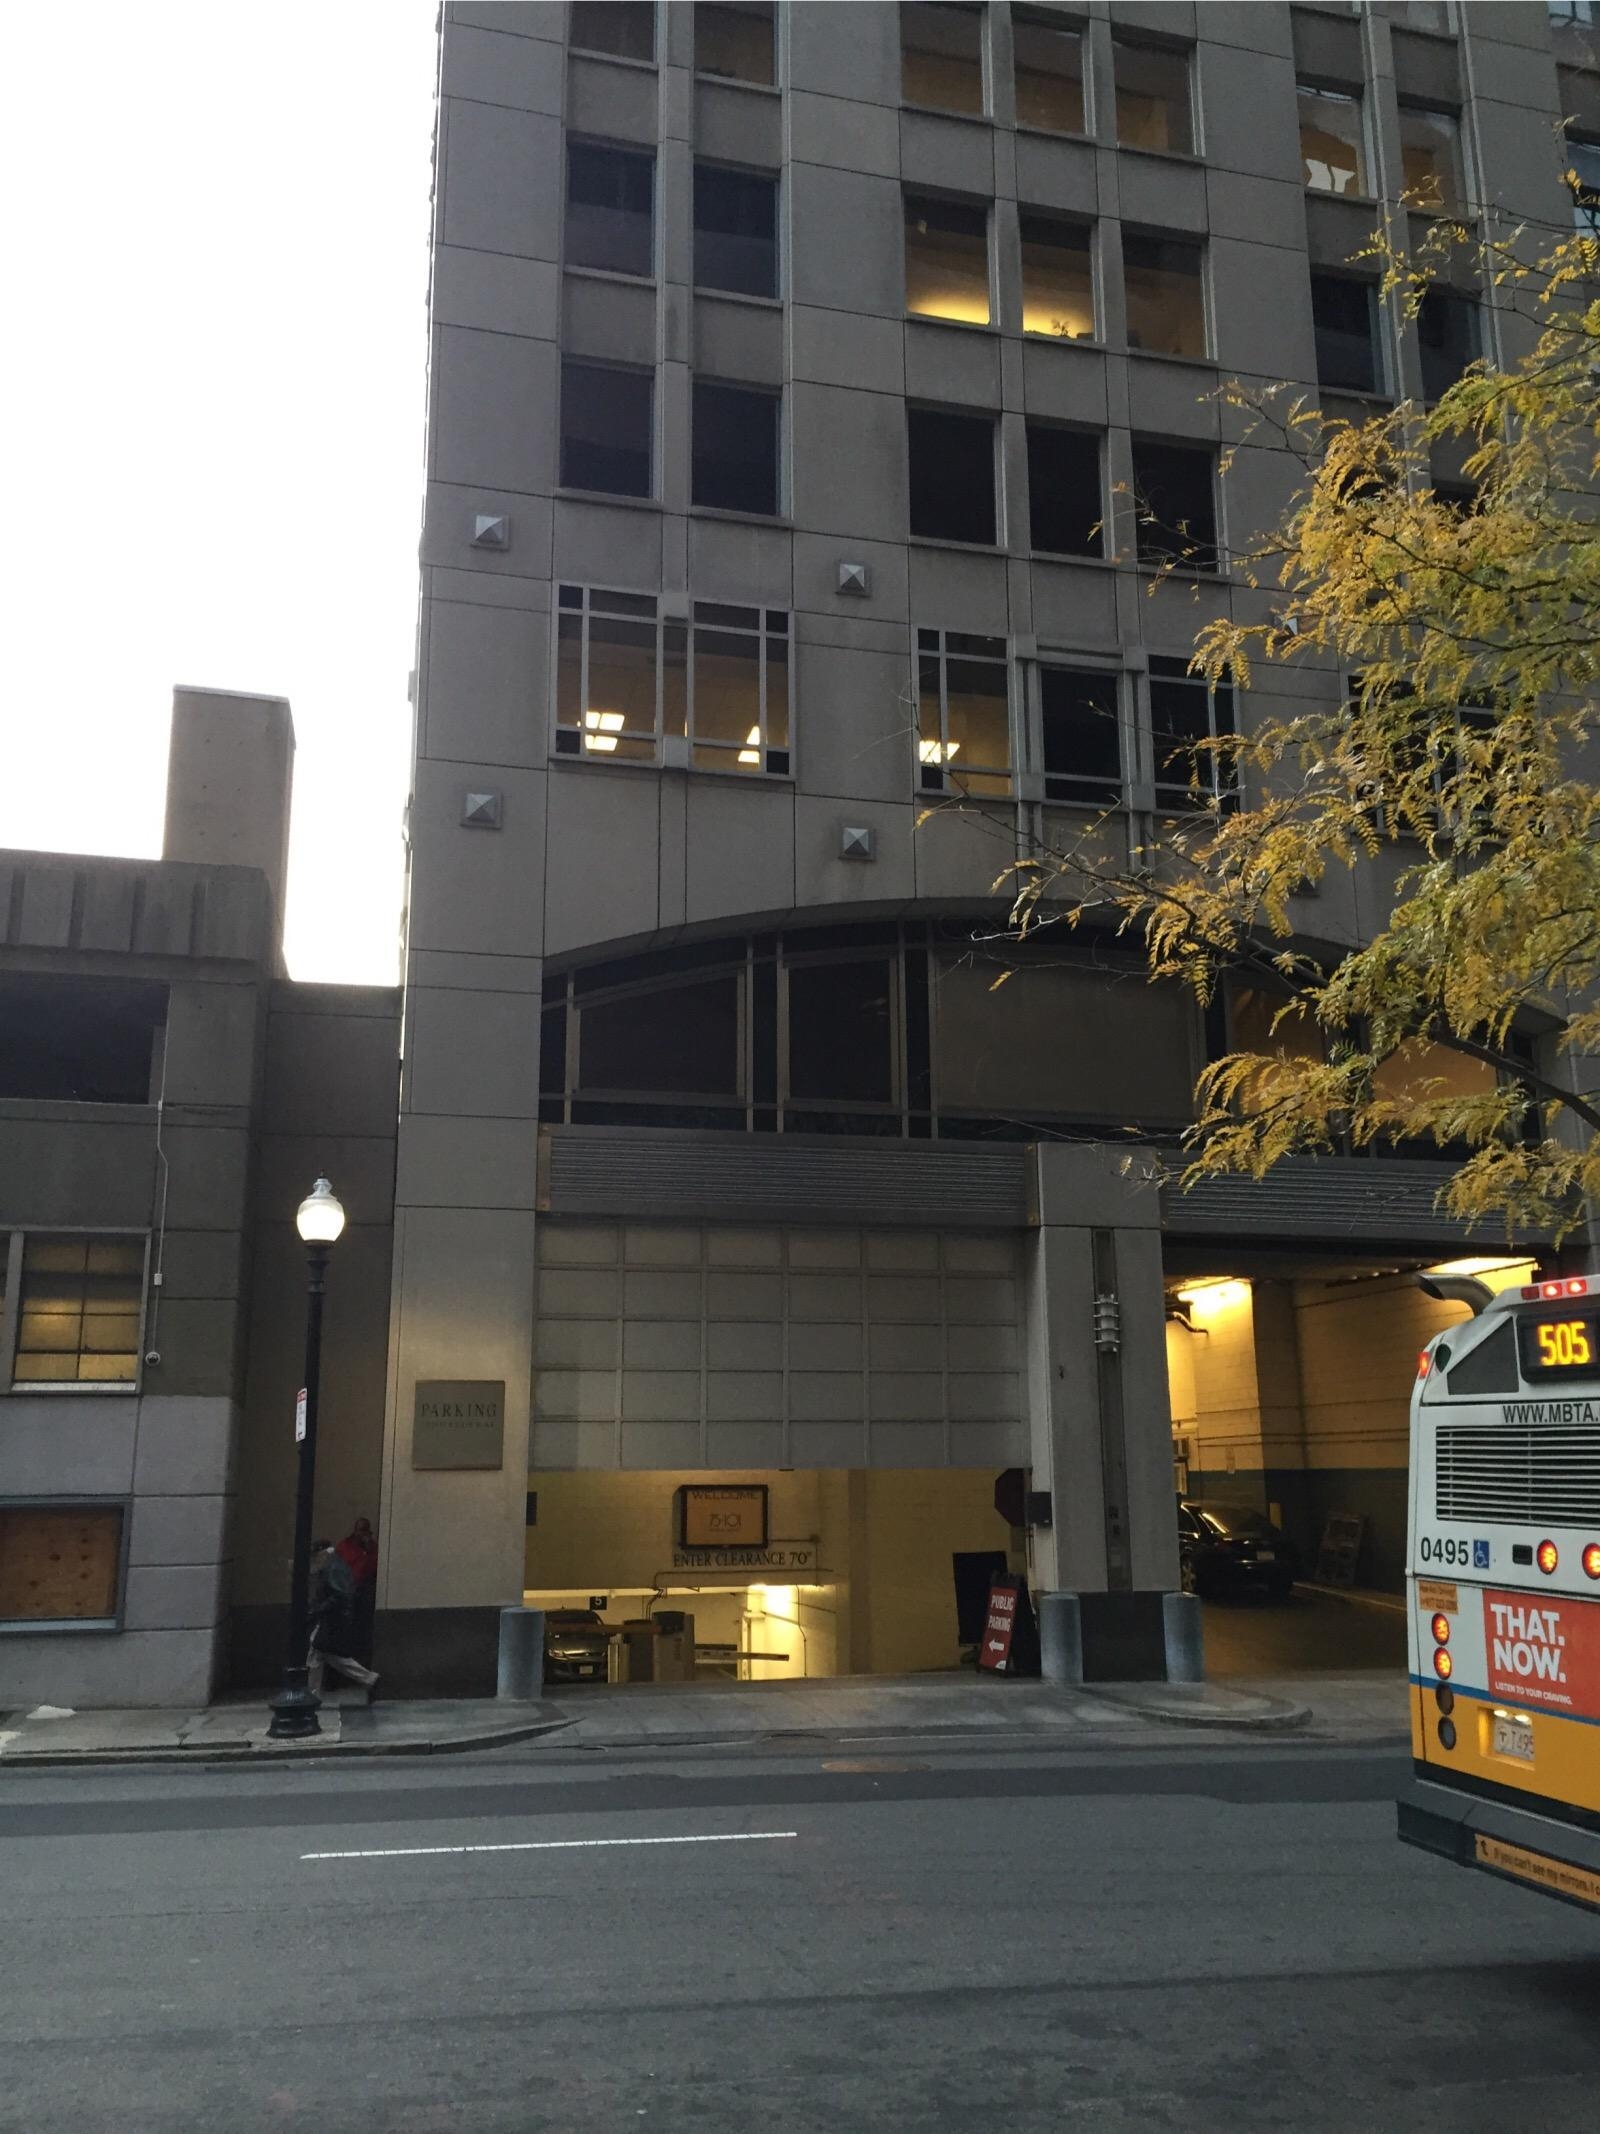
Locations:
523;1468;1019;1687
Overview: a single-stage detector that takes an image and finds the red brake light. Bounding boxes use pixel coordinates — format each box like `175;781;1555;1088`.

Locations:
1431;1612;1451;1645
1433;1648;1453;1679
1569;1278;1590;1296
1417;1349;1432;1381
1537;1539;1559;1575
1584;1544;1600;1580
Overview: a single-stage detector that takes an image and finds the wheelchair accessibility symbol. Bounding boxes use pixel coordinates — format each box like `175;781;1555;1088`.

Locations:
1473;1539;1491;1569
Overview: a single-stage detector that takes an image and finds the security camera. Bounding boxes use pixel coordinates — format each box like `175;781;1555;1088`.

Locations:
144;1349;162;1366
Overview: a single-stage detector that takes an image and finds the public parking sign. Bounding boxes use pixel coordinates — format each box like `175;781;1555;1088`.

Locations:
978;1576;1022;1673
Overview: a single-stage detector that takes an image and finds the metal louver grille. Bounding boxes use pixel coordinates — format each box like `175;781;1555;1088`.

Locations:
1436;1427;1600;1526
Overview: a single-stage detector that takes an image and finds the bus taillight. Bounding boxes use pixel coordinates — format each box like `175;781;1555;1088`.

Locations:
1431;1612;1451;1645
1538;1539;1559;1575
1433;1648;1453;1680
1584;1544;1600;1580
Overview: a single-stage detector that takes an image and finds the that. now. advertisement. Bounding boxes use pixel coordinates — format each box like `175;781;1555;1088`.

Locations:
1481;1590;1600;1719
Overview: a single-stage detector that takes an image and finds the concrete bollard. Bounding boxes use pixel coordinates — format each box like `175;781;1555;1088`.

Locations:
497;1606;545;1700
1162;1592;1205;1683
1036;1591;1084;1685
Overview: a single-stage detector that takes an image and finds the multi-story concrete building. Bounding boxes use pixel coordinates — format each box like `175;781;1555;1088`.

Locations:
374;0;1600;1689
0;692;398;1707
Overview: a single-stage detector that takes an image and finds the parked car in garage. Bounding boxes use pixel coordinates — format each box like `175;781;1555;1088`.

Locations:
1177;1499;1300;1601
543;1609;609;1682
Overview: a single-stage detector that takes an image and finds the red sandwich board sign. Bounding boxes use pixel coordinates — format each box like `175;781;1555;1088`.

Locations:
979;1575;1022;1673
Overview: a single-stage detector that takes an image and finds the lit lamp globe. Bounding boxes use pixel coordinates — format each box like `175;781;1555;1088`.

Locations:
296;1178;346;1246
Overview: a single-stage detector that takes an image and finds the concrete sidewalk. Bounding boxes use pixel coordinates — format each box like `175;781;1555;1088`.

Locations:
0;1665;1411;1767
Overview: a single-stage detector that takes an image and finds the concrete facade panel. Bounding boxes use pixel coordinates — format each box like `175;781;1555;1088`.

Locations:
128;1492;229;1568
405;986;541;1120
789;89;901;179
0;1401;137;1495
440;20;564;112
542;770;661;957
123;1561;225;1632
788;165;904;316
131;1396;237;1497
423;598;547;771
0;1629;217;1709
562;272;658;368
405;765;547;958
441;101;563;261
432;327;559;496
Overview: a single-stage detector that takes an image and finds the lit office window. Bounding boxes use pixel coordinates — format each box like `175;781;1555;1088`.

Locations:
1020;213;1094;338
1012;9;1085;133
1149;655;1237;810
555;586;661;762
1122;232;1206;358
1039;667;1122;806
688;603;790;775
904;194;991;324
916;629;1011;794
11;1236;144;1386
1299;84;1367;195
565;141;655;277
1399;105;1466;213
901;1;986;114
1114;40;1193;155
695;1;775;83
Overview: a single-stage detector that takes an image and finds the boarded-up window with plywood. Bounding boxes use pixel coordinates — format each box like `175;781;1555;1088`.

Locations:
934;958;1197;1124
0;1505;124;1621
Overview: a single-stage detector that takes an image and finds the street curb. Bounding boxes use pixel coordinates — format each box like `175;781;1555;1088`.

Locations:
1075;1689;1313;1733
0;1713;574;1770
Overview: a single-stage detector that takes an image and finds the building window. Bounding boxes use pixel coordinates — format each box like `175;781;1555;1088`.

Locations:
1399;105;1466;214
565;141;655;278
901;2;986;115
1026;423;1102;557
1012;8;1086;133
556;586;662;761
1148;655;1236;810
1417;287;1479;400
570;1;656;62
1299;84;1367;195
686;603;790;774
578;972;743;1102
916;629;1010;794
1130;438;1217;571
554;587;790;775
1568;136;1600;236
695;2;775;84
694;163;778;297
1039;666;1122;805
9;1236;145;1389
908;407;996;544
1113;40;1193;155
560;360;653;497
1019;213;1094;338
904;194;991;325
788;956;897;1108
1311;273;1385;394
0;1504;126;1624
0;977;165;1104
692;380;780;514
1122;232;1206;358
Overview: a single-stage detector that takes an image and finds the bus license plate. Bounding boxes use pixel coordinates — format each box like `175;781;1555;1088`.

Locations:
1492;1713;1535;1763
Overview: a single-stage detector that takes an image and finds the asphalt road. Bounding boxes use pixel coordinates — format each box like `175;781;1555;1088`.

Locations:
1204;1587;1408;1677
4;1731;1598;2134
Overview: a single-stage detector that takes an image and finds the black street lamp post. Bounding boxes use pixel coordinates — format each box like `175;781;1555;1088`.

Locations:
267;1176;346;1741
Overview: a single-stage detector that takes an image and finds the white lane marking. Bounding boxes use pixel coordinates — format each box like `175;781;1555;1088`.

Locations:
302;1829;798;1862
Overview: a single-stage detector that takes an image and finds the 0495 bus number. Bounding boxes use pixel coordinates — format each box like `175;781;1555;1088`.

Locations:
1419;1535;1472;1568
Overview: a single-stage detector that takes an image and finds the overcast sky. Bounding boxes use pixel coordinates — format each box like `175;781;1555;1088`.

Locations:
2;4;438;983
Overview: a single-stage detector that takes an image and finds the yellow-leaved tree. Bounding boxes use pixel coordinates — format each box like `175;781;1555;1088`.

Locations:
1004;216;1600;1242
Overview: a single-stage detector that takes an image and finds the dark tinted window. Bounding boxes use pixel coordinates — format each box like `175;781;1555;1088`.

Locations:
1311;273;1382;393
565;142;654;277
561;361;653;496
1446;1318;1519;1397
1418;288;1479;401
1027;424;1102;556
0;976;165;1104
901;1;985;114
1196;1504;1278;1538
1013;9;1085;133
579;976;741;1096
1040;667;1121;804
695;2;775;83
908;407;996;543
1122;231;1205;357
692;380;780;514
694;163;778;297
570;2;655;60
1130;437;1216;570
788;959;895;1104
